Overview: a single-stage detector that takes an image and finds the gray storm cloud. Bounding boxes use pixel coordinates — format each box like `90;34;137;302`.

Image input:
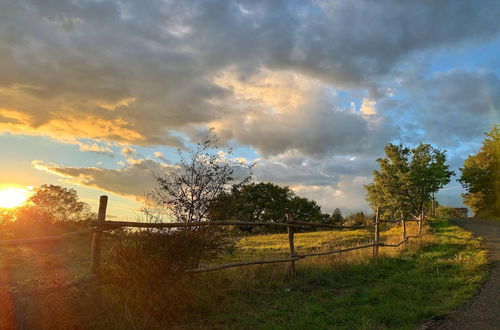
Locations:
33;159;176;200
4;0;500;213
0;0;499;154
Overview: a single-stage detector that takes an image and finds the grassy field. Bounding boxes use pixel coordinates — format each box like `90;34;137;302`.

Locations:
0;219;488;329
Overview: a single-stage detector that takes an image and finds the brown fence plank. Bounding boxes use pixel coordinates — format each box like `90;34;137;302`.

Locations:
185;257;305;273
286;212;296;277
91;195;108;276
95;220;375;230
297;243;378;258
373;207;380;257
0;228;101;247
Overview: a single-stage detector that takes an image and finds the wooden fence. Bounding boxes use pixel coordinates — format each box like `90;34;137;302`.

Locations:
1;195;424;295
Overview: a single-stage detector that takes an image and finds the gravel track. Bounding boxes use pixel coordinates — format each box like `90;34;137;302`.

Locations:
422;219;500;330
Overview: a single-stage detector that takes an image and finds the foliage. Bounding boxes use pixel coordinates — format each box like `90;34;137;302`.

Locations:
149;129;252;223
289;195;327;224
0;208;16;225
365;143;454;219
1;219;487;329
435;205;466;219
134;130;250;276
108;227;237;285
344;211;370;225
176;220;487;329
459;125;500;218
209;182;328;232
330;208;344;225
15;184;95;224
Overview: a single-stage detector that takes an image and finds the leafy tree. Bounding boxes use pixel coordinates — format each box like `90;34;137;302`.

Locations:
288;195;327;224
459;125;500;218
209;182;327;232
365;143;454;220
16;184;95;224
149;129;252;223
209;182;291;225
142;129;252;269
330;208;344;225
0;208;16;226
344;211;368;225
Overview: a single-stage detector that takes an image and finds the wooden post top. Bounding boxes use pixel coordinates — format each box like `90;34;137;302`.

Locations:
97;195;108;222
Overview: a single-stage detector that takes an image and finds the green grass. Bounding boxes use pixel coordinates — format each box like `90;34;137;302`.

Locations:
228;228;373;260
176;219;487;330
0;219;489;329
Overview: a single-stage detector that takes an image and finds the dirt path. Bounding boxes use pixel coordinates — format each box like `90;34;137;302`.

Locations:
423;219;500;330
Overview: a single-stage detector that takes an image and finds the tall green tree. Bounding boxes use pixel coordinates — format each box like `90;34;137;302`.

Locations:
459;125;500;218
209;182;327;232
365;143;454;219
331;208;344;224
16;184;95;224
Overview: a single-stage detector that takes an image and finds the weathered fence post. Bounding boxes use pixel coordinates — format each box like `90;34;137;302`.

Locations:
91;195;108;276
401;210;406;242
373;207;380;257
285;212;296;277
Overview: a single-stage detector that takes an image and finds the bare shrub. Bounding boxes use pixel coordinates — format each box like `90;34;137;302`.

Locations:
103;130;250;326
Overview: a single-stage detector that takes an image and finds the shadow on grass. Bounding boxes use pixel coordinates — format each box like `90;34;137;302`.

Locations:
1;219;488;330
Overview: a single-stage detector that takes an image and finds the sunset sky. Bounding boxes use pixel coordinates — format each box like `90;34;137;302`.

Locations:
0;0;499;219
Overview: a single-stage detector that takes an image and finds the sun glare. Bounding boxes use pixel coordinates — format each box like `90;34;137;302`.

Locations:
0;187;30;208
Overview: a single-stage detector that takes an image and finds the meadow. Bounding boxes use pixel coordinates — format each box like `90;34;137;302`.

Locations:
0;219;488;329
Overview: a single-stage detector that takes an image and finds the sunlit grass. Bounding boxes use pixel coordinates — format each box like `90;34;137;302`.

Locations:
0;219;489;329
232;228;372;260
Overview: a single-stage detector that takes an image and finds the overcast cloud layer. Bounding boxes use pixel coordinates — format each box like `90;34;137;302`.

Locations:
1;0;499;213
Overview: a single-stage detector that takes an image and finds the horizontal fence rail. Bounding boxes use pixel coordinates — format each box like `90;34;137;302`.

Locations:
0;228;102;247
8;275;98;297
185;256;306;273
379;239;409;247
379;219;420;223
95;220;376;230
297;243;379;258
1;196;427;297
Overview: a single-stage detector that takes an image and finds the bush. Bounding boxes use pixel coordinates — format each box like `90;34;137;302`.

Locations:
104;226;238;326
107;227;237;286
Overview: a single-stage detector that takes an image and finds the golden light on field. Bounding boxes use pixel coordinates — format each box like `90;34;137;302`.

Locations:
0;187;30;208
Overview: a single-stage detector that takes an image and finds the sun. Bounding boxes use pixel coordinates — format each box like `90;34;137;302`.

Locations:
0;187;30;208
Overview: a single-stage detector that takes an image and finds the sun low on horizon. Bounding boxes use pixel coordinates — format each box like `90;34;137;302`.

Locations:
0;0;498;218
0;186;32;209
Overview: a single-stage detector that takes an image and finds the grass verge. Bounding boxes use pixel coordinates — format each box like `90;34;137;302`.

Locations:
0;219;488;329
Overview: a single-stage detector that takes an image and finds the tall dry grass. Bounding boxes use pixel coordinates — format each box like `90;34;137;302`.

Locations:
0;221;432;329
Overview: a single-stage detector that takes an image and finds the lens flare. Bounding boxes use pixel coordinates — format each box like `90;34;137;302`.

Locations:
0;187;30;208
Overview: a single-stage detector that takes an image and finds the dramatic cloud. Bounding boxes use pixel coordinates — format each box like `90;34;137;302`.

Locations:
381;69;500;148
207;69;395;156
0;0;498;152
3;0;499;214
251;152;377;213
33;159;175;200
